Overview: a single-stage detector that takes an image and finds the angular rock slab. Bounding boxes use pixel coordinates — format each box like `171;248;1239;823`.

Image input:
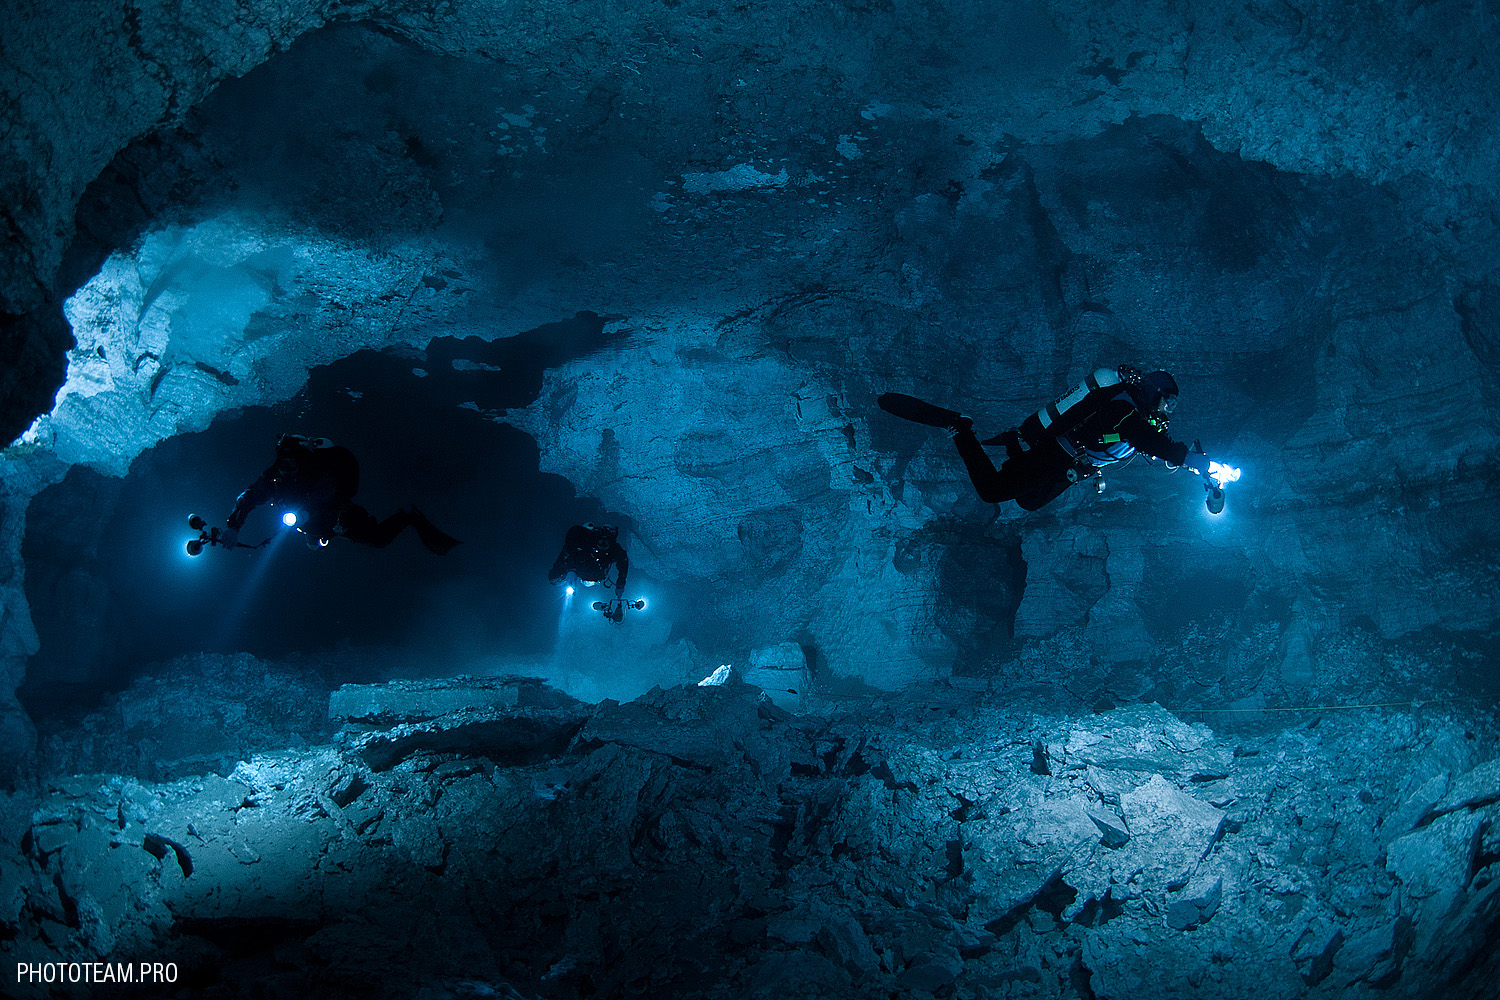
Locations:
576;682;790;772
1385;810;1483;898
1063;705;1232;781
1164;873;1223;931
343;708;590;771
964;779;1102;920
1379;770;1449;843
1431;757;1500;815
766;901;879;977
1116;774;1226;891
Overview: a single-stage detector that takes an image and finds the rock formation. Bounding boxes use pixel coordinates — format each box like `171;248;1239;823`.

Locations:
7;677;1499;998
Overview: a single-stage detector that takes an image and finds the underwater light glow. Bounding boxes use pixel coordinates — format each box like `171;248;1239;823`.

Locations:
282;511;298;527
1208;461;1241;488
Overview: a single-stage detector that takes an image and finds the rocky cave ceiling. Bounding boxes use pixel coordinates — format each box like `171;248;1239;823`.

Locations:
2;1;1500;998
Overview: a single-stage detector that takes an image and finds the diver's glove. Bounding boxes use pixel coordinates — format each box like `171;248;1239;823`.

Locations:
1182;440;1212;479
220;526;240;548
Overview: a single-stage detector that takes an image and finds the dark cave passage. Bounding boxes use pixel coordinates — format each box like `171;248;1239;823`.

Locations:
19;313;635;712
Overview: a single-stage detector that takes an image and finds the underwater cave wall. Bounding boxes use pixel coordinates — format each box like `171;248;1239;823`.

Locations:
0;2;1498;772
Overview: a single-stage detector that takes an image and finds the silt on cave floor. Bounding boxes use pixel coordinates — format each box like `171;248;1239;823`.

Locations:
3;1;1500;997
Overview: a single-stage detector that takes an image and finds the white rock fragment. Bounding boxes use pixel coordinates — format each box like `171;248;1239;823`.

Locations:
698;664;733;687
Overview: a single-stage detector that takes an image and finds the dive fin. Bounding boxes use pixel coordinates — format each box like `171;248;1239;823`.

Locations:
877;393;966;428
407;506;462;555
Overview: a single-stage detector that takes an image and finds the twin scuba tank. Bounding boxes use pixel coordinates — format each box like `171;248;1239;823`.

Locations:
1016;365;1146;452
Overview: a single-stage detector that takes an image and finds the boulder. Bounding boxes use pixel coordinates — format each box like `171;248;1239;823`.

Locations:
1385;811;1483;898
965;782;1102;918
1332;918;1411;987
766;902;879;976
897;945;964;993
329;676;581;725
1430;758;1500;816
1063;705;1233;781
1117;775;1226;889
1292;925;1347;988
344;708;589;771
577;682;791;773
1164;874;1223;931
1086;805;1131;849
747;950;851;996
1379;770;1448;843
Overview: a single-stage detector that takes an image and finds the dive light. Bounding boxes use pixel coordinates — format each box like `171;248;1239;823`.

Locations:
282;511;299;527
184;513;267;555
1203;461;1241;515
591;597;646;624
1207;461;1241;488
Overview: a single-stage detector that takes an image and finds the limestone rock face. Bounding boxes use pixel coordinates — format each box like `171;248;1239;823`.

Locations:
0;0;387;443
1;1;1498;732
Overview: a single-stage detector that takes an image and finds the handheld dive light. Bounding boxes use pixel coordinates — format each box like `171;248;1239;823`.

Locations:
1203;461;1241;515
591;597;647;624
184;514;267;555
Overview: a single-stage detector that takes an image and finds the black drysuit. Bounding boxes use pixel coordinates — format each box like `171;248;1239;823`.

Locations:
228;436;458;552
549;525;629;594
955;387;1191;511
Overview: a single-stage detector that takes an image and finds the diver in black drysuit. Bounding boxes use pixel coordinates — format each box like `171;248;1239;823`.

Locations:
945;368;1209;511
548;523;629;596
221;434;461;553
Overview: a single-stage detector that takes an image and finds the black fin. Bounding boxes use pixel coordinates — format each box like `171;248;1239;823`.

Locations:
877;393;965;428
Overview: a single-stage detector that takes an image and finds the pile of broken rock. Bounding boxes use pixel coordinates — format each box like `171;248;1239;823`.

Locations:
3;674;1497;999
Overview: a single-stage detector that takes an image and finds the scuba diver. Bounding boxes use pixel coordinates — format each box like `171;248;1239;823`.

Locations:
218;433;461;553
549;523;629;596
881;366;1227;511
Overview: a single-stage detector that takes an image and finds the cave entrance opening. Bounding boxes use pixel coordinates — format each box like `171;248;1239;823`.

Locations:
19;314;632;720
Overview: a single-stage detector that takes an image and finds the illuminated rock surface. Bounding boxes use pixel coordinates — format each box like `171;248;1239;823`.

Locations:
7;680;1499;998
1;0;1498;996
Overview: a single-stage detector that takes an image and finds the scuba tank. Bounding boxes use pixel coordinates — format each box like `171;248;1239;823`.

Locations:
1017;365;1143;447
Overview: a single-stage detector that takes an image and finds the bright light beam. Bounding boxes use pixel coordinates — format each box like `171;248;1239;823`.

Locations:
211;527;291;648
1207;461;1241;488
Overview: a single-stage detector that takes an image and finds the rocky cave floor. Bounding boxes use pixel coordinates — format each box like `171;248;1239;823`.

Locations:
4;667;1498;1000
